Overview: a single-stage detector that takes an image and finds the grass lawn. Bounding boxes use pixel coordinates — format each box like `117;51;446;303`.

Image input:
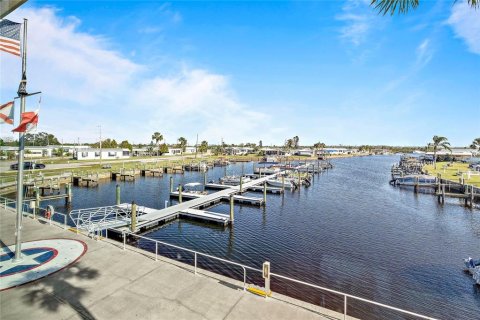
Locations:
423;161;480;187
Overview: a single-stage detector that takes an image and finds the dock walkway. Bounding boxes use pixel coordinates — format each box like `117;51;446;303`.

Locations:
135;173;279;230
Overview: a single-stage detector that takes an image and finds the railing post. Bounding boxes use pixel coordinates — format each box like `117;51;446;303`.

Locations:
243;267;247;291
64;214;67;229
123;231;126;250
344;295;347;320
178;184;183;203
155;242;158;261
194;252;197;275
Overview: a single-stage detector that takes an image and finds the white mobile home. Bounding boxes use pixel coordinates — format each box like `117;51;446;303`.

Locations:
74;148;130;160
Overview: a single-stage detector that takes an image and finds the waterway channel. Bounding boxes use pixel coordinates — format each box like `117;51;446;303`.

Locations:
38;155;479;319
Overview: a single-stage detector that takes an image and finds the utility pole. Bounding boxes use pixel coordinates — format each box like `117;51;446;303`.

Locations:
98;125;102;165
195;133;198;159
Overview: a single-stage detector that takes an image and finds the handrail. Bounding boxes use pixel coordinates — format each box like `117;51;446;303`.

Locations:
105;228;437;320
270;273;437;320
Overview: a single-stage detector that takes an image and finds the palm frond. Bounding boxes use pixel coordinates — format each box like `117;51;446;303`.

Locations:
371;0;419;15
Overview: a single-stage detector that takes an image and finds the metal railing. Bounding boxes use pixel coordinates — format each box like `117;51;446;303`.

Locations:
102;228;262;291
1;195;69;230
99;228;437;320
69;204;142;234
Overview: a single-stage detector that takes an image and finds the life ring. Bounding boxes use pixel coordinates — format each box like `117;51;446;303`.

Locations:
45;208;52;219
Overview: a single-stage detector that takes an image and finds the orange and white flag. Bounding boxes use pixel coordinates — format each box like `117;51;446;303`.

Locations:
12;110;38;133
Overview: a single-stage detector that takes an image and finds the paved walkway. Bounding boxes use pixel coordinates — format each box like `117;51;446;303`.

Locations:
0;208;342;320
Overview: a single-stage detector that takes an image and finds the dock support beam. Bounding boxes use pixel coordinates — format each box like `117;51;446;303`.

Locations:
169;176;173;193
240;176;243;193
263;182;267;205
178;185;183;203
229;194;234;224
281;175;285;192
131;202;137;232
203;171;207;190
116;184;120;205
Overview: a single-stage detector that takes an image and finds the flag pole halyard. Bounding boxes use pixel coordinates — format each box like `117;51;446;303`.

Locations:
13;18;28;263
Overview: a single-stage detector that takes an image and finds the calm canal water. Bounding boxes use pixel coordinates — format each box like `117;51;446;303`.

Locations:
41;156;480;319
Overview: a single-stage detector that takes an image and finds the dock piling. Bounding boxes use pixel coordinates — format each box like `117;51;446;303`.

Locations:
131;202;137;232
282;175;285;192
66;183;72;204
178;184;183;203
240;176;243;193
116;184;121;205
263;182;267;205
34;186;40;217
229;194;234;224
169;176;173;193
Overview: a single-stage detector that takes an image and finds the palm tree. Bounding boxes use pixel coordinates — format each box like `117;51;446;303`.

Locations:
284;139;294;151
371;0;478;15
151;132;163;156
470;137;480;154
177;137;187;153
292;136;300;149
428;135;451;169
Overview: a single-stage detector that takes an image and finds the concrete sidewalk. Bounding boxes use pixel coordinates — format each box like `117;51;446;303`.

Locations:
0;208;341;320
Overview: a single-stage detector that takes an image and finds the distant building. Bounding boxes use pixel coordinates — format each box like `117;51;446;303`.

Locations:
319;148;350;155
165;148;182;156
294;149;313;156
225;147;255;155
74;148;130;160
132;148;149;157
261;148;288;156
426;148;476;160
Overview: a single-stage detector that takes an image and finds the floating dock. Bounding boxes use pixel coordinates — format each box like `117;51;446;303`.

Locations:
70;172;282;234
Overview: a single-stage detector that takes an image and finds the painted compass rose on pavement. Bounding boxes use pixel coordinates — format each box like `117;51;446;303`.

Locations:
0;239;87;290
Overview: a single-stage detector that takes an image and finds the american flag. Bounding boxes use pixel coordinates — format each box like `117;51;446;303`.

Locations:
0;19;21;57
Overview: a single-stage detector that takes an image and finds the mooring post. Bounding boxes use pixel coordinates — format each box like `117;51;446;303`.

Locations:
229;194;234;224
471;186;474;209
66;183;72;204
414;176;419;193
203;171;207;190
282;175;285;192
298;171;301;189
240;176;243;193
130;201;137;232
116;184;120;205
178;184;183;203
441;184;445;204
169;176;173;193
224;165;227;177
263;182;267;205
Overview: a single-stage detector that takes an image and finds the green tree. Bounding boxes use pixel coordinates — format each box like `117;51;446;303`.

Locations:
151;132;163;156
428;135;451;169
177;137;187;152
159;143;169;155
371;0;478;15
119;140;133;151
470;138;480;153
199;140;208;154
24;132;60;146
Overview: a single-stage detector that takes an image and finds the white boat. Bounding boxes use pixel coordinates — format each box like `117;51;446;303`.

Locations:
175;182;208;197
267;178;296;189
219;175;251;186
473;267;480;285
254;166;280;175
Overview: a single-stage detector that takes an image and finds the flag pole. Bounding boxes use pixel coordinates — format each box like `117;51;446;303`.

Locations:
13;18;28;263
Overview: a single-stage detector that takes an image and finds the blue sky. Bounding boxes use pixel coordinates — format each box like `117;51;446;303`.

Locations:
1;0;479;146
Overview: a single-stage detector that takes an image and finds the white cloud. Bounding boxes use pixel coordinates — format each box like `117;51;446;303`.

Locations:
416;38;433;67
1;7;277;145
447;2;480;54
336;0;380;46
